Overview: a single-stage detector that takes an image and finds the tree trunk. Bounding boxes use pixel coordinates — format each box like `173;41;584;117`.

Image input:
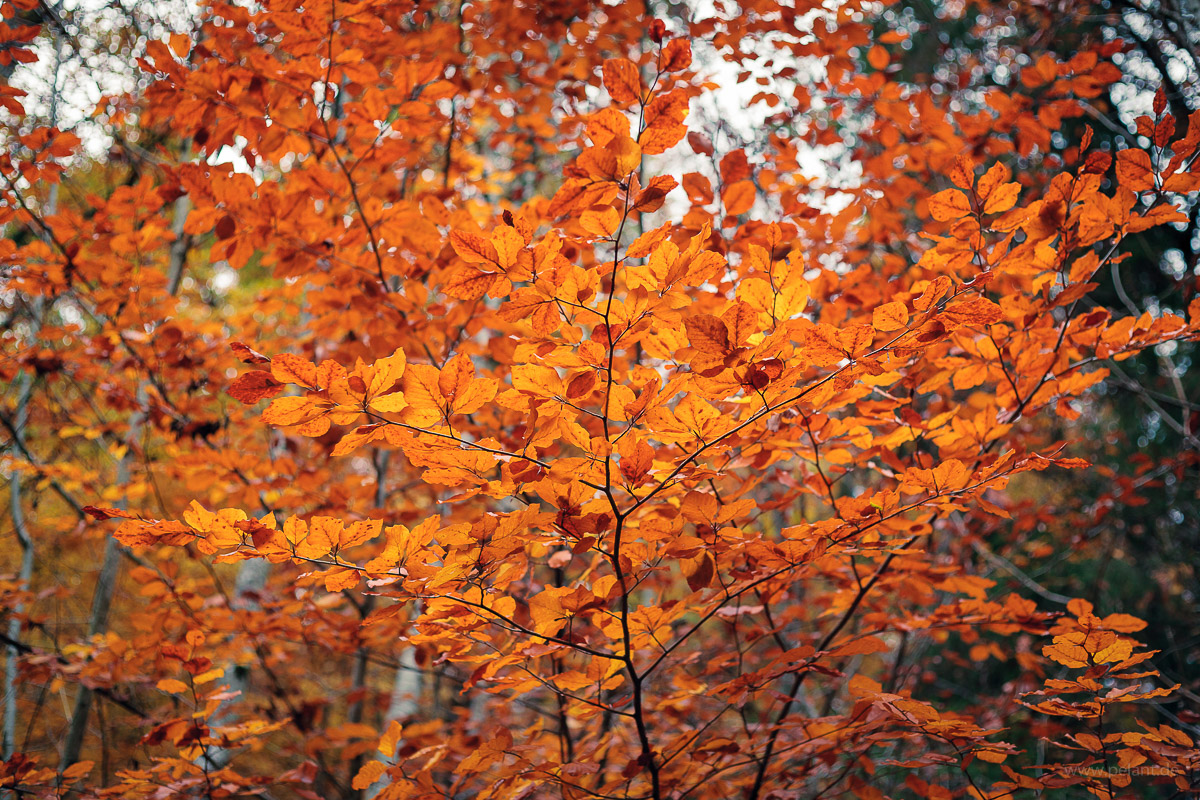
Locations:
60;418;136;769
2;330;36;760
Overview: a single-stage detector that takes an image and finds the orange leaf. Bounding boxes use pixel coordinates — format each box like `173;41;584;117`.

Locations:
262;395;322;427
867;45;889;70
61;761;94;782
1043;636;1089;668
443;267;499;300
661;39;691;72
940;296;1003;328
352;760;387;790
722;180;756;216
684;315;731;355
491;226;523;271
722;301;759;347
529;587;570;635
450;230;497;265
586;107;630;144
438;353;475;402
1115;149;1155;192
983;182;1020;215
976;161;1011;199
602;58;642;105
271;353;318;387
929;188;971;221
580;206;621;237
872;301;909;332
633;175;677;212
683;551;715;592
324;568;360;593
451;378;498;415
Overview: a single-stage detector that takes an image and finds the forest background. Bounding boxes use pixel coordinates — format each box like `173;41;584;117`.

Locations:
1;0;1200;798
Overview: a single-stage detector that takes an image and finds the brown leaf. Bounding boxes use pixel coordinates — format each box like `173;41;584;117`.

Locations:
227;371;284;404
230;342;270;364
661;39;691;72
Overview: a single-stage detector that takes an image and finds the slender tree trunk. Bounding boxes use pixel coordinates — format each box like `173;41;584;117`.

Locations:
3;325;36;760
165;148;192;296
59;534;123;768
365;622;422;798
2;478;33;761
60;381;141;770
383;643;422;722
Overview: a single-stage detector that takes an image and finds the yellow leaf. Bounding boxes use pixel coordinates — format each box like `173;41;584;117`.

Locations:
61;761;94;782
370;392;408;413
368;348;406;397
402;364;445;415
193;667;225;685
378;720;403;756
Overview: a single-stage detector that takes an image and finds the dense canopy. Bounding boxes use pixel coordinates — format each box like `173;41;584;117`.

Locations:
1;1;1199;799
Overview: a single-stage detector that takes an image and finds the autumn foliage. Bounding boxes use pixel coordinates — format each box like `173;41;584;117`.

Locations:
2;0;1200;799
